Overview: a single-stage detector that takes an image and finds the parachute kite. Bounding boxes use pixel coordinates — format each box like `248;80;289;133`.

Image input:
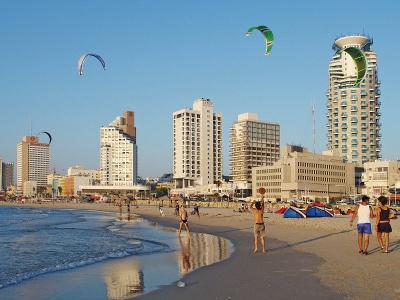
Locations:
342;47;367;86
78;53;106;76
39;131;52;145
246;26;274;55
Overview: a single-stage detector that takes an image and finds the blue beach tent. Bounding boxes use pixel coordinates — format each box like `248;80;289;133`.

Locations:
306;206;334;218
283;207;306;218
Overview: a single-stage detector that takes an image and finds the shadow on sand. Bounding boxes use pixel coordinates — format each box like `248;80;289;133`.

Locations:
267;229;354;252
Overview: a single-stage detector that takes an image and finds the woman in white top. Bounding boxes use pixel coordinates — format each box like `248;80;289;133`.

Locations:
350;195;374;255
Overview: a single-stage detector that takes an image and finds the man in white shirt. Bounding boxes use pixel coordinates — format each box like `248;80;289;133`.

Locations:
350;195;374;255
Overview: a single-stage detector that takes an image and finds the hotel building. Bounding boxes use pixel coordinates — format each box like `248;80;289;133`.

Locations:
173;99;222;188
16;136;50;192
327;35;381;166
230;113;280;195
100;111;138;186
252;145;355;202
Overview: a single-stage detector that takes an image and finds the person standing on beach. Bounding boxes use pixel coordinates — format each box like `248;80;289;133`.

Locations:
251;198;265;254
350;195;374;255
376;196;392;253
178;205;190;237
175;202;180;216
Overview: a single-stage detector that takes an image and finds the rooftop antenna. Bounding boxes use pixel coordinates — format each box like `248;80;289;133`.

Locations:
312;103;316;154
30;119;32;136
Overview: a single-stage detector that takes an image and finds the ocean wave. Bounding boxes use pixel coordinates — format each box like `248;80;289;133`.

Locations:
0;245;167;290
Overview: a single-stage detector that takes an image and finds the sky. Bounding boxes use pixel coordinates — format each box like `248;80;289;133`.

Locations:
1;0;400;177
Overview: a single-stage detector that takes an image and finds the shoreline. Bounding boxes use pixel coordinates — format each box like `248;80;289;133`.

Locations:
2;202;400;299
0;202;343;299
0;204;234;300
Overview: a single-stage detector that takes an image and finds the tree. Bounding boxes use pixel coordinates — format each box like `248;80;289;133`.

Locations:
214;180;222;202
58;186;63;196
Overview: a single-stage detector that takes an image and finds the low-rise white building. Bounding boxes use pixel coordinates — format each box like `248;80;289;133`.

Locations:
362;160;400;198
252;145;355;202
23;181;37;197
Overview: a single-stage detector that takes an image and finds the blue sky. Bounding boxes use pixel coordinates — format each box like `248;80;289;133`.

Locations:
1;0;399;177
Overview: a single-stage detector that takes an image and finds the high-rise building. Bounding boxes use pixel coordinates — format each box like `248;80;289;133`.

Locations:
16;136;50;192
252;145;355;202
100;111;138;186
230;113;280;194
2;161;14;190
327;35;381;166
173;98;222;188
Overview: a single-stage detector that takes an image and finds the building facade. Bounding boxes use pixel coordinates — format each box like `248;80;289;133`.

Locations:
252;145;355;202
17;136;50;192
362;160;400;198
68;165;101;185
2;162;14;190
230;113;280;194
173;99;222;188
327;35;381;166
100;111;138;186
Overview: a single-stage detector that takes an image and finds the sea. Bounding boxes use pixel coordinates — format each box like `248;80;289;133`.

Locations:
0;206;232;300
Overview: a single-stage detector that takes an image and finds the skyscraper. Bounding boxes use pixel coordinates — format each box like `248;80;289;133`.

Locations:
100;111;138;186
173;98;222;188
2;162;14;190
230;113;280;195
16;136;50;191
327;35;381;166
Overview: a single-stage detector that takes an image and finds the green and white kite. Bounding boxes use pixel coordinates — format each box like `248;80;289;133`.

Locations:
245;25;274;55
342;47;367;86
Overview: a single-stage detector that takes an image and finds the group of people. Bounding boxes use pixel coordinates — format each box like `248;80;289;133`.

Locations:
350;195;393;254
250;194;394;255
160;194;394;256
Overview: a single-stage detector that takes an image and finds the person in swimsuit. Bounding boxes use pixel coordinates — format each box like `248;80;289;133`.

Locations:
376;196;392;253
251;198;265;254
350;195;374;255
178;205;190;237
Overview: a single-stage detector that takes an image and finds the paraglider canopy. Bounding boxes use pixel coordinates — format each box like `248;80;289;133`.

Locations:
39;131;52;145
246;25;274;55
341;47;367;86
78;53;106;76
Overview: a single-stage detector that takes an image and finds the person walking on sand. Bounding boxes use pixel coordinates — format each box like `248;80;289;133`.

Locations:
178;205;190;237
158;202;164;217
350;195;374;255
376;196;392;253
251;197;265;254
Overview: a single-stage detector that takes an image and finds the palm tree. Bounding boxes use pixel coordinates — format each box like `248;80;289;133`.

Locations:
214;180;222;202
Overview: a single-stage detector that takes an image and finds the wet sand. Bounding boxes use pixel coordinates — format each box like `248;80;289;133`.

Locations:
2;202;400;299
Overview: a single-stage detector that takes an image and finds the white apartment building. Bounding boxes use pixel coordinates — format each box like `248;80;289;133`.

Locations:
100;111;138;186
252;145;355;202
327;35;381;166
173;98;222;188
230;113;280;193
17;136;50;192
362;160;400;198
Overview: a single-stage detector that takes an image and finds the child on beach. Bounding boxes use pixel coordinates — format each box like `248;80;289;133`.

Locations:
251;198;265;254
350;195;374;255
376;196;392;253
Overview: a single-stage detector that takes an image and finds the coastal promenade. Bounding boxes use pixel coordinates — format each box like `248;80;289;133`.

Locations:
1;202;399;299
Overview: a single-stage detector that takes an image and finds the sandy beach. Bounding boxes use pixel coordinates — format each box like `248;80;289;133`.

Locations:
1;202;399;300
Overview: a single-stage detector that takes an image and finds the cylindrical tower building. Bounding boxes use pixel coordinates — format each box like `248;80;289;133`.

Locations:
327;35;381;166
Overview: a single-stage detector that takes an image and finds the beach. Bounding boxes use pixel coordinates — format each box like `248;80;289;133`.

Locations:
1;202;399;299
